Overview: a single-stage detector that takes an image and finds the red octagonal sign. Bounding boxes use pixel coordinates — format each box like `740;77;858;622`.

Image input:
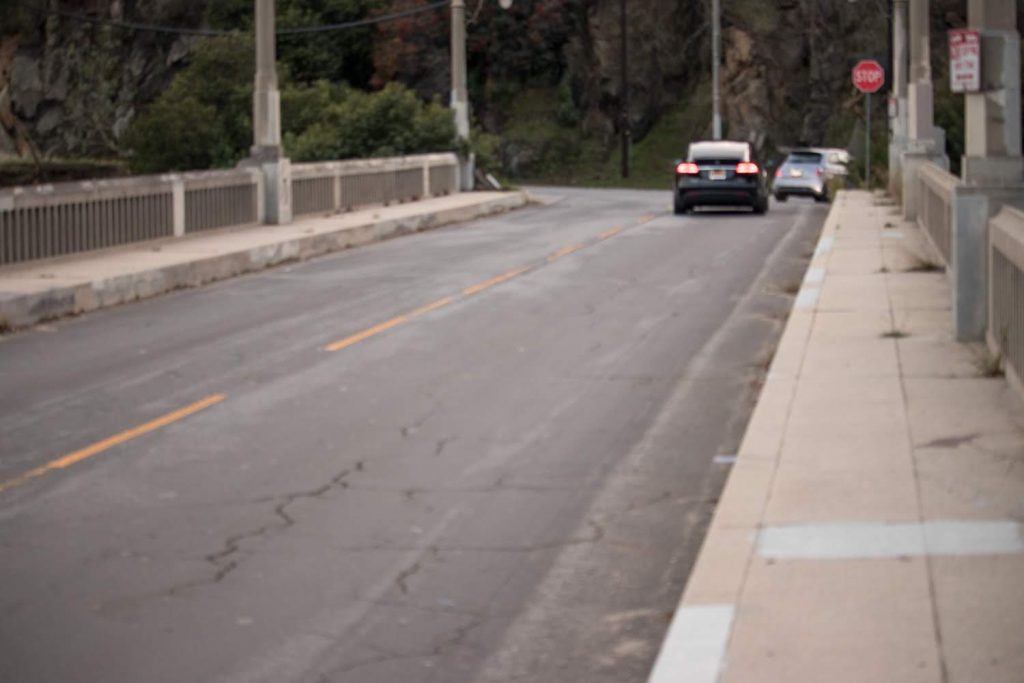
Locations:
852;59;885;93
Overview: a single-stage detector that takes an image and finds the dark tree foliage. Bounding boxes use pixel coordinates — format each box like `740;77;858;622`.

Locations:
371;0;584;118
125;34;254;172
205;0;376;88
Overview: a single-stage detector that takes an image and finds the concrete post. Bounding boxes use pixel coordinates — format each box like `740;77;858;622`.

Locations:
962;0;1023;186
450;0;473;190
253;0;279;153
888;0;909;197
248;0;292;224
952;190;989;340
907;0;935;146
171;177;185;237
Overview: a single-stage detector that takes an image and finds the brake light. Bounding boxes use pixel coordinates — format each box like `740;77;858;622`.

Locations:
775;168;783;178
816;167;823;177
736;162;759;175
676;162;700;175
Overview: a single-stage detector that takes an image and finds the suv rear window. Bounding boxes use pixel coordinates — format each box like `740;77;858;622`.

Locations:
693;157;743;165
787;152;823;164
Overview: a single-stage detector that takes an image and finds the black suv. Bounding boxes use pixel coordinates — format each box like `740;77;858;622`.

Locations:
673;140;770;215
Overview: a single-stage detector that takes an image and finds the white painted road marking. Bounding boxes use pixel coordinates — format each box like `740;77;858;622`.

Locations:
647;604;735;683
814;235;834;256
803;266;825;285
758;521;1024;560
795;287;819;310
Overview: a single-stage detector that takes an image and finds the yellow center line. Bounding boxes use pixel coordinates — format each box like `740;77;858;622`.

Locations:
547;243;585;262
598;226;623;240
409;297;454;317
638;213;658;224
462;266;530;296
0;394;227;494
325;315;409;352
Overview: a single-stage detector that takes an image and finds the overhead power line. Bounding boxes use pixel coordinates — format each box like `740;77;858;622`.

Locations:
278;1;448;35
43;1;449;38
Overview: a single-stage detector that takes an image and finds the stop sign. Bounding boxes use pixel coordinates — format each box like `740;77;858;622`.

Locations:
852;59;885;93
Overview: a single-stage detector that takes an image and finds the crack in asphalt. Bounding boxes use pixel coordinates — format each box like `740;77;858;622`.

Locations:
167;462;363;596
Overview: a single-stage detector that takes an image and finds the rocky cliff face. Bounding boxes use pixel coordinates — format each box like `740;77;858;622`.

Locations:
1;0;203;158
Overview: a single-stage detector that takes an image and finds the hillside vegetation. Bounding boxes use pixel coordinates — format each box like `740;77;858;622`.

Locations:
0;0;999;185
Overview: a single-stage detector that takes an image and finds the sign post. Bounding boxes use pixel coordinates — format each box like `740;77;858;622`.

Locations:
852;59;885;189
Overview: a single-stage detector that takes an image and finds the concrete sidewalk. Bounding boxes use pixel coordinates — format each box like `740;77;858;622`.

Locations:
650;190;1024;682
0;190;526;330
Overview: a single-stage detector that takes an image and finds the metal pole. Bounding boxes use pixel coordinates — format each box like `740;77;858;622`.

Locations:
450;0;469;141
620;0;629;178
450;0;471;188
711;0;721;139
866;92;872;189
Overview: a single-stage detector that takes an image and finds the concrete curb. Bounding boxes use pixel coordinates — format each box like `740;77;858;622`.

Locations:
0;192;527;330
645;192;844;683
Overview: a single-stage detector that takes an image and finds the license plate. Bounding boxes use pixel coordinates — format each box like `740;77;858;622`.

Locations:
789;169;803;177
709;170;727;180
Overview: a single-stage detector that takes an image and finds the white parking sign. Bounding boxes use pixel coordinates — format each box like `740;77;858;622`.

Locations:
949;29;981;93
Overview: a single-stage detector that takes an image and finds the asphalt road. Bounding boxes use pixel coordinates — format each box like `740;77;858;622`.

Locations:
0;188;827;683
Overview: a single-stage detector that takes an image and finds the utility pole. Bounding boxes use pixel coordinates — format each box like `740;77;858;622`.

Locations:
250;0;291;224
620;0;629;178
711;0;721;139
450;0;473;189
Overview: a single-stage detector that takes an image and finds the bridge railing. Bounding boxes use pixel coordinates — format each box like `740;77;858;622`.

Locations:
0;152;459;266
988;206;1024;384
916;161;958;265
291;153;458;217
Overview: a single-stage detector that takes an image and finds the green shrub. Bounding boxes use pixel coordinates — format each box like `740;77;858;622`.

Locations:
126;34;254;172
285;82;454;161
124;97;225;173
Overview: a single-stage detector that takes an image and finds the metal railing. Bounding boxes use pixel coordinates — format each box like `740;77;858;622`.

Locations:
0;175;176;265
183;169;261;234
291;153;459;218
0;153;459;266
916;162;958;265
988;206;1024;380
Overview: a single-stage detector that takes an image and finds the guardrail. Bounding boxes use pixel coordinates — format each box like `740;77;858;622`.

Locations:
0;153;459;266
291;153;458;218
988;206;1024;383
916;162;958;265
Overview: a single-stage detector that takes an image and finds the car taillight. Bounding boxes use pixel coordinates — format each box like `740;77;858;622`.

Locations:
775;168;783;178
816;168;823;177
736;162;759;175
676;162;700;175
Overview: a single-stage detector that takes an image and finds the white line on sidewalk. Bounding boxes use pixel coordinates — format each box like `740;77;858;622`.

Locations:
802;266;825;285
794;287;819;309
647;604;735;683
814;235;834;256
757;521;1024;560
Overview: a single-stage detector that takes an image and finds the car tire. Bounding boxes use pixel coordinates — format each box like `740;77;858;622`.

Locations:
815;190;830;203
753;197;767;215
673;201;688;215
774;193;787;202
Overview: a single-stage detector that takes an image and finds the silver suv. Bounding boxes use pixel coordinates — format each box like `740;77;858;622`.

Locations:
772;150;829;203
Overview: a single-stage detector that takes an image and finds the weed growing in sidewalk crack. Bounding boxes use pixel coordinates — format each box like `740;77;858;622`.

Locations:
974;348;1005;378
881;328;909;339
903;254;945;273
